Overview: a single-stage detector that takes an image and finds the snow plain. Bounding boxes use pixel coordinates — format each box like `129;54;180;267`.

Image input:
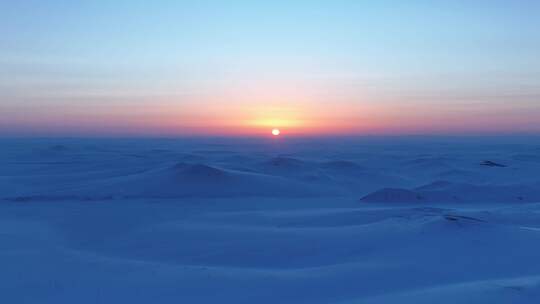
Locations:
1;137;540;303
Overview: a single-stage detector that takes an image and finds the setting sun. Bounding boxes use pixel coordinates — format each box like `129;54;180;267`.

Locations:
272;129;281;136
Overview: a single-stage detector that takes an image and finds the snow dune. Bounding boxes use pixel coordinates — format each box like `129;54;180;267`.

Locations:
1;137;540;303
361;181;540;203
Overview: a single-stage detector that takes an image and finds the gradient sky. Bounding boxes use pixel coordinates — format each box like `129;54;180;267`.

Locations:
1;0;540;136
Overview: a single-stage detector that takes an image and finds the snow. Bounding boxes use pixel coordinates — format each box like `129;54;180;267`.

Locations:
1;137;540;303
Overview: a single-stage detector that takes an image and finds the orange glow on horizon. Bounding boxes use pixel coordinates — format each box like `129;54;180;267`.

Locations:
17;90;535;137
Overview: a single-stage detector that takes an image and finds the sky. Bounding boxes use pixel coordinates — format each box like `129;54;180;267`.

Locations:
1;0;539;137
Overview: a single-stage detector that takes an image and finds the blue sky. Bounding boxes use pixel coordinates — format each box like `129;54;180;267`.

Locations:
1;0;539;136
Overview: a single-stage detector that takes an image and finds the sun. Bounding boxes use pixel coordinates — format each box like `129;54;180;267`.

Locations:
272;128;280;136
